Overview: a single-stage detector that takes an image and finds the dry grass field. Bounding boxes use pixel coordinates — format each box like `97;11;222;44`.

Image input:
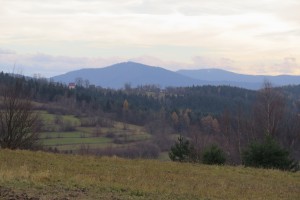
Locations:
0;149;299;199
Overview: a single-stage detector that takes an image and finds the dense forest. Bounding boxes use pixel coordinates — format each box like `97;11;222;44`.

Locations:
0;71;299;166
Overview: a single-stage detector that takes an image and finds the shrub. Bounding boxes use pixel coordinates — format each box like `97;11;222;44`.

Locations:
169;135;195;162
242;136;298;171
105;132;116;138
135;142;160;159
202;145;226;165
60;120;76;131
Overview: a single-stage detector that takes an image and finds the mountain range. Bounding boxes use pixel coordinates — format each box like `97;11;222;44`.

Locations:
52;62;300;90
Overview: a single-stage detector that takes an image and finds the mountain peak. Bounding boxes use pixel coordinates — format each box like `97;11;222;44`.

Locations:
52;62;203;88
51;62;300;90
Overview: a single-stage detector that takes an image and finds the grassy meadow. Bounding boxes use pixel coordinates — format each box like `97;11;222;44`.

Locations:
38;111;152;153
0;149;299;199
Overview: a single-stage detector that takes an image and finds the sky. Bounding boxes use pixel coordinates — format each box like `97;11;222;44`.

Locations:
0;0;300;77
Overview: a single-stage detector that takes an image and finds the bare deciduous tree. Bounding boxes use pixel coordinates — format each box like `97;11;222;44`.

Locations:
253;81;285;138
0;79;40;149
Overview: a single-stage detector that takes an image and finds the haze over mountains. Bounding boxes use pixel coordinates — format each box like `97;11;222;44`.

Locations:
52;62;300;90
177;69;300;89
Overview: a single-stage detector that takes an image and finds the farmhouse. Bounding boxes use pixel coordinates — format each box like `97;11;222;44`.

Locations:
68;83;76;89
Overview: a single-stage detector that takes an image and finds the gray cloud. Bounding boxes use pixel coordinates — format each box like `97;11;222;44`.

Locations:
131;55;239;72
0;48;16;54
0;0;299;76
256;29;300;41
0;52;124;77
274;57;300;74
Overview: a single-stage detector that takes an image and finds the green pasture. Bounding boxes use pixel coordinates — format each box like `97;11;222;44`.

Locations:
38;111;151;152
39;112;80;125
39;131;84;139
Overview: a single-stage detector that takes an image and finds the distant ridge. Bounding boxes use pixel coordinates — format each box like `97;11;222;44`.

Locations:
52;62;206;88
52;62;300;90
177;68;300;88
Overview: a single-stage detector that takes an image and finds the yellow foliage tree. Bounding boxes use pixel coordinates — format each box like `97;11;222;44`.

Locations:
171;111;179;125
123;99;129;111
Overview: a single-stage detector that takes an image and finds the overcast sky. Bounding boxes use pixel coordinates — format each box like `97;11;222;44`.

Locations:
0;0;299;77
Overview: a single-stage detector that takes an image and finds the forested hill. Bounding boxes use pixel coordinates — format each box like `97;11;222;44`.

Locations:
1;72;300;162
1;71;256;118
1;71;300;120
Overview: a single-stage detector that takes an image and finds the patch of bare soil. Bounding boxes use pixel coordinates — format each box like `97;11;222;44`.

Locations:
0;186;38;200
0;186;89;200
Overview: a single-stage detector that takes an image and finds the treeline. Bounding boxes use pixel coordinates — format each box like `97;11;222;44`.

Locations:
0;71;257;124
169;82;300;170
0;72;299;166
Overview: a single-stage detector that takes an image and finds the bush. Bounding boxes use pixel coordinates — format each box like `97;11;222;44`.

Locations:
169;135;195;162
105;132;116;138
242;136;298;171
60;120;76;131
135;142;160;159
202;145;226;165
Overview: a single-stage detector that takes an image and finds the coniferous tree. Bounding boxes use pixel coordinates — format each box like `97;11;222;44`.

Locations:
169;135;195;162
242;136;298;171
202;145;226;165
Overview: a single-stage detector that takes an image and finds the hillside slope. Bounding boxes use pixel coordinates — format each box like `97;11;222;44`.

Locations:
0;149;299;199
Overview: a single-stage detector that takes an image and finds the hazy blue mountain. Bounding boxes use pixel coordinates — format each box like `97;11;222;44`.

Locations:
177;68;300;89
52;62;206;88
52;62;300;90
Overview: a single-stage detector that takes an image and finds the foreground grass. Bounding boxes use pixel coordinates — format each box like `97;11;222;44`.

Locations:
0;149;299;199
